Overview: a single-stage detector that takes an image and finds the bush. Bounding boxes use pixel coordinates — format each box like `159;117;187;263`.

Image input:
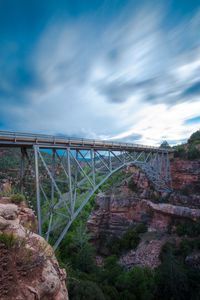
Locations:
156;242;189;300
176;239;200;259
188;145;200;160
120;228;140;250
101;285;120;300
128;180;138;192
135;223;148;234
188;130;200;144
10;193;25;204
106;224;147;255
174;145;187;159
116;266;155;300
176;221;200;237
69;280;106;300
0;232;18;248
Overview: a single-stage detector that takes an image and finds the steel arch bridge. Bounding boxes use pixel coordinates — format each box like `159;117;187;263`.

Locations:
0;131;173;249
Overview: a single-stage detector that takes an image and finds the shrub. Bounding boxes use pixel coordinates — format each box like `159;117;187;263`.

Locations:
178;239;194;258
174;145;187;159
188;145;200;160
69;280;106;300
156;242;189;300
0;232;18;248
176;221;200;237
188;130;200;144
106;224;146;255
116;266;155;300
127;180;138;192
101;285;120;300
135;223;148;234
101;255;123;286
120;228;140;250
10;193;25;204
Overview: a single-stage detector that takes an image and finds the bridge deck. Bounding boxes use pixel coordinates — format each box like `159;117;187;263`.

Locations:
0;131;172;152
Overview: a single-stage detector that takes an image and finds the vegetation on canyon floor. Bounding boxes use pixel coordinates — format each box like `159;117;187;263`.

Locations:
56;222;200;300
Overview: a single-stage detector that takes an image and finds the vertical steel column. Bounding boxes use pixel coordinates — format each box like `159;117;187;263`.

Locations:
34;146;42;235
20;147;25;194
166;151;172;187
67;148;73;216
51;149;56;203
109;150;112;171
72;149;78;214
91;149;95;186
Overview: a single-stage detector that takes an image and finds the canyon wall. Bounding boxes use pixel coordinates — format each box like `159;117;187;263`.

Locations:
87;157;200;268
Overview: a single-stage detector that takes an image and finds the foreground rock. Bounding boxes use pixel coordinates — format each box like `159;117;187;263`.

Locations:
0;197;68;300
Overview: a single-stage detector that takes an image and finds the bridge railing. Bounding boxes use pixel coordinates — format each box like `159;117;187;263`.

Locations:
0;130;173;152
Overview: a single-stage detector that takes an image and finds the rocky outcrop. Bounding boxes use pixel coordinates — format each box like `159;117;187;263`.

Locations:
0;197;68;300
88;192;200;245
142;200;200;221
171;159;200;192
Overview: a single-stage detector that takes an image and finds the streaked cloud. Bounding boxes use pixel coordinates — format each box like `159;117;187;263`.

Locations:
0;1;200;145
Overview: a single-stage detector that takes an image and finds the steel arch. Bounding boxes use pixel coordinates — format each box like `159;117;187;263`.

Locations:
33;146;171;249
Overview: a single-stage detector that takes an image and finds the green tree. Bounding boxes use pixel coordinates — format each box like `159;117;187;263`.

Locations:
156;243;189;300
188;130;200;144
116;266;155;300
69;280;106;300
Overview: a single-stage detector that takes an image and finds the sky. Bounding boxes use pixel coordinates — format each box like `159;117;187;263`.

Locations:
0;0;200;146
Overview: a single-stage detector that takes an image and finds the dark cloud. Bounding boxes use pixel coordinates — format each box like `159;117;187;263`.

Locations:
0;64;45;102
111;133;142;143
98;78;155;103
182;81;200;98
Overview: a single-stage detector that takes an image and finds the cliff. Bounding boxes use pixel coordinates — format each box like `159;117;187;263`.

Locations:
0;197;68;300
87;157;200;269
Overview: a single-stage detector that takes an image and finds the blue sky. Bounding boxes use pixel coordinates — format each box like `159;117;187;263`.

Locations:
0;0;200;145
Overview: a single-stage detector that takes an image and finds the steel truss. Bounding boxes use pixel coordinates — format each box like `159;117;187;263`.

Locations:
22;146;171;249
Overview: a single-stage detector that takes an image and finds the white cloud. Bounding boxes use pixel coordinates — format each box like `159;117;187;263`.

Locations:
2;4;200;145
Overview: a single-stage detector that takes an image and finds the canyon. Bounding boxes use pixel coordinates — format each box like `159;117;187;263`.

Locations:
87;158;200;269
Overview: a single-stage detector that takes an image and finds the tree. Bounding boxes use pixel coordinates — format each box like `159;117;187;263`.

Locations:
188;130;200;144
69;280;106;300
155;243;189;300
160;141;171;149
116;266;155;300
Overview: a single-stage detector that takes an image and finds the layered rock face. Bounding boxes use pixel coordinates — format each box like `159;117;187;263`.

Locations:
170;159;200;208
0;197;68;300
87;158;200;269
171;159;200;191
88;192;200;242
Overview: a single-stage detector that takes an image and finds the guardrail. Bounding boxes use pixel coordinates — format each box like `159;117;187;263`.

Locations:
0;130;173;152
